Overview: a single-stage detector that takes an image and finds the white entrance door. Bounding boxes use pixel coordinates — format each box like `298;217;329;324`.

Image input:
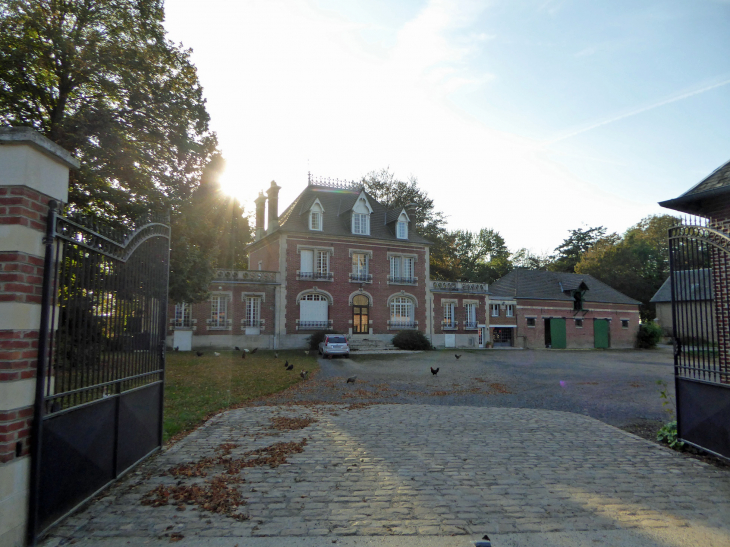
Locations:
478;325;486;348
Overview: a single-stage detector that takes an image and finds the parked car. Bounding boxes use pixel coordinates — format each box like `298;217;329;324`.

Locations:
318;334;350;358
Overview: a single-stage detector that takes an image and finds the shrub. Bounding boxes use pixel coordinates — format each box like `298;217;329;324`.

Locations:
657;420;684;450
306;330;330;351
392;330;432;350
636;321;663;348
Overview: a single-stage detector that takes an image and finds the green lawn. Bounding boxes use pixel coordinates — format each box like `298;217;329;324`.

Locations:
163;350;319;442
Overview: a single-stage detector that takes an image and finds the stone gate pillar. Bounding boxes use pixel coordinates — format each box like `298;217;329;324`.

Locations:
0;128;77;547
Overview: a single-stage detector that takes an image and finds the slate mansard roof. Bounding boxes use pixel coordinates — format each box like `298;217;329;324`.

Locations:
489;269;640;305
650;269;714;303
660;158;730;215
272;183;431;245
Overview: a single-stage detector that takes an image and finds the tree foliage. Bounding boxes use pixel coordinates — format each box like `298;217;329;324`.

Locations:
575;215;680;320
0;0;248;302
549;226;614;273
432;228;511;283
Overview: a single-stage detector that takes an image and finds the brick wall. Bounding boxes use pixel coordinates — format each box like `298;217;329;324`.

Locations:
284;235;428;334
515;299;640;349
0;186;53;232
432;293;486;334
248;237;280;271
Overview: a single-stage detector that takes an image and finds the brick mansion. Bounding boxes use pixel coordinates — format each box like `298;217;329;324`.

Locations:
168;177;640;350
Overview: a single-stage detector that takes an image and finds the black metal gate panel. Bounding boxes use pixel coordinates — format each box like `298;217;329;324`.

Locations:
668;221;730;460
28;202;170;543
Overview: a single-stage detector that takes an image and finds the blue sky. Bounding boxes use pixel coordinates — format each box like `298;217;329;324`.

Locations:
164;0;730;253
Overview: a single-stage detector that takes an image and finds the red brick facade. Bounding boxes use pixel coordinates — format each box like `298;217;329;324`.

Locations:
0;252;46;305
283;235;428;335
512;300;640;349
0;185;54;231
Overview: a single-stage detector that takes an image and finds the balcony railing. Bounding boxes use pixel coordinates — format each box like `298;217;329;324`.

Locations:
388;275;417;285
297;320;333;330
463;321;478;329
173;319;192;329
242;319;261;328
213;269;278;283
388;320;418;330
297;271;334;281
441;321;457;330
430;280;488;294
349;272;372;283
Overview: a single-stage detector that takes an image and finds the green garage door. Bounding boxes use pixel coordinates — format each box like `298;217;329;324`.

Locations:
594;319;609;348
550;318;566;349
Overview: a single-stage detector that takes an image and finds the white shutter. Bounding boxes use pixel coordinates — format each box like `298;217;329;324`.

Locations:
300;250;313;272
300;300;328;321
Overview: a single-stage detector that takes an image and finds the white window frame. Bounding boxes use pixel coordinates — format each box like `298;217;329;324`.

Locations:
316;250;329;275
210;295;228;329
352;212;370;235
443;302;455;328
397;220;407;239
310;210;322;231
246;296;261;327
491;304;500;317
464;303;476;328
390;296;414;325
174;302;191;328
506;304;514;317
389;255;416;284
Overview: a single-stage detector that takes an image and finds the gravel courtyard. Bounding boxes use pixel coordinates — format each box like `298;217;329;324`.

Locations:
41;349;730;547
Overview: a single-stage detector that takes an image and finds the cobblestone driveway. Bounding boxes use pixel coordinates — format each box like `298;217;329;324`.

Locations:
44;403;730;546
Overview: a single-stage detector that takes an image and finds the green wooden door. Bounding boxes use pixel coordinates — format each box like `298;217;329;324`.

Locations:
550;318;567;349
594;319;609;348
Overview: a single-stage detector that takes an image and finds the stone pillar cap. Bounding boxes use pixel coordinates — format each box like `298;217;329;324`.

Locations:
0;127;80;170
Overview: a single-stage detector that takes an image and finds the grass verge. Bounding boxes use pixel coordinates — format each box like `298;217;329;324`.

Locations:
163;350;319;443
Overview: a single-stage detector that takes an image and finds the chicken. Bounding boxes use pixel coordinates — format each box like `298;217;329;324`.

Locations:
241;352;246;360
251;348;258;354
300;370;309;379
304;350;310;355
346;376;357;384
196;351;204;357
213;352;221;357
455;354;461;360
430;367;439;375
234;346;240;351
173;346;179;352
284;360;289;368
286;363;294;371
274;352;279;358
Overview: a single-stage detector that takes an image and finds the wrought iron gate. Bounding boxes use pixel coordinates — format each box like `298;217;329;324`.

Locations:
28;201;170;543
668;220;730;460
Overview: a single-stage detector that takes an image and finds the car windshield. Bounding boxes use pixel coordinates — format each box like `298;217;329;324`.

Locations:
328;336;346;344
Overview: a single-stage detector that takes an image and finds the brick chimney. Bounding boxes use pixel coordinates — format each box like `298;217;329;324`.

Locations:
405;202;418;226
254;191;267;240
266;180;281;234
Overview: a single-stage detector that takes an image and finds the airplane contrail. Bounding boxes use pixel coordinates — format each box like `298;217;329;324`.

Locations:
543;78;730;146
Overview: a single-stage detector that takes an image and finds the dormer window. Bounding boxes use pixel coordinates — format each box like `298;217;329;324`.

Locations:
396;210;409;239
397;220;407;239
351;193;373;235
352;213;369;234
309;199;324;231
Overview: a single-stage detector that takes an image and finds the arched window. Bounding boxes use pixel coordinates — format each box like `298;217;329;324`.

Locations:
299;293;329;329
390;296;414;328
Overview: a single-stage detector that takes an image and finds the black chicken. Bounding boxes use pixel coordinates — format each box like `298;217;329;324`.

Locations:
284;360;289;368
241;352;246;359
251;347;258;354
430;367;439;375
286;363;294;371
196;351;204;357
455;354;461;359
